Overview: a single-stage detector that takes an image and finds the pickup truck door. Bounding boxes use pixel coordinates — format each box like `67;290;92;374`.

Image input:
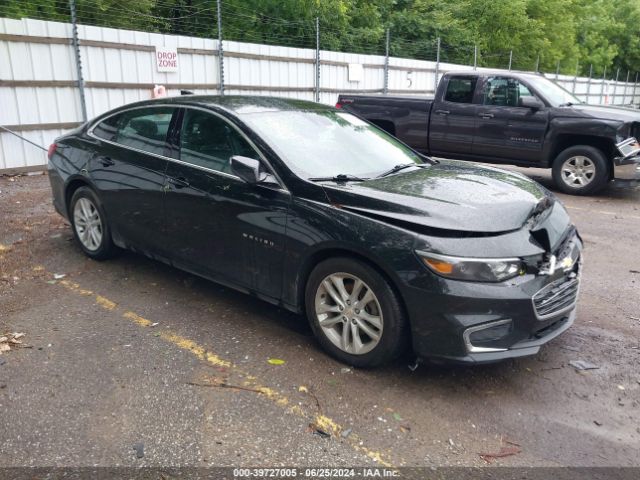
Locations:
429;75;480;156
473;76;548;163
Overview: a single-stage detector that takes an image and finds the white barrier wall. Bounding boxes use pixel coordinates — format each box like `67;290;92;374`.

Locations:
1;17;639;171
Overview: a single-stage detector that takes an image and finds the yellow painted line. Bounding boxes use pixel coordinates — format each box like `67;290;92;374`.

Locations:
95;295;117;310
50;272;395;467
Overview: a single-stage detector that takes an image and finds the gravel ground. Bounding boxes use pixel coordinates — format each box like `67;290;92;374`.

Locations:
0;169;638;469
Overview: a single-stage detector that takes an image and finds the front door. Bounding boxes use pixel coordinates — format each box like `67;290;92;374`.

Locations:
429;75;480;156
89;106;177;258
473;76;549;163
164;107;289;299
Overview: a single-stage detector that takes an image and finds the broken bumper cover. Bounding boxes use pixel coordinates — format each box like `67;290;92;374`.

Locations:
614;137;640;186
405;234;582;365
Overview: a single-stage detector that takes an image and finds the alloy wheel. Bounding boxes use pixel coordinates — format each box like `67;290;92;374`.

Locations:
561;156;596;188
73;197;103;251
314;273;383;355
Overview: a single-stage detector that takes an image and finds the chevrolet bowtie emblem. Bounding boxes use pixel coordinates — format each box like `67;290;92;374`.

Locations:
560;256;574;270
540;255;574;276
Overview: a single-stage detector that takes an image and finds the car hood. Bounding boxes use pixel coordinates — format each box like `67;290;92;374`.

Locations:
567;104;640;123
320;160;552;233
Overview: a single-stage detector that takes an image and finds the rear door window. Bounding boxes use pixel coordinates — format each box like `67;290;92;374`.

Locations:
114;107;175;156
444;76;478;103
179;109;258;174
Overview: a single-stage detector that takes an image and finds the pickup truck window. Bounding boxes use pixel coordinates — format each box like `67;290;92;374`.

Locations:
482;77;533;107
444;77;478;103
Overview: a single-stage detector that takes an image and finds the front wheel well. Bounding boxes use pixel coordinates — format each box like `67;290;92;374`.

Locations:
550;135;616;178
297;248;410;325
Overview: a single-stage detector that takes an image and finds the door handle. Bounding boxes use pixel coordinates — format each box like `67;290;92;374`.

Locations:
435;109;450;115
99;157;115;167
478;113;495;119
167;176;190;189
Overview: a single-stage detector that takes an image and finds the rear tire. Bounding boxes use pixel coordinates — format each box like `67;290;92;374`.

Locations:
69;186;117;260
305;257;408;367
552;145;610;195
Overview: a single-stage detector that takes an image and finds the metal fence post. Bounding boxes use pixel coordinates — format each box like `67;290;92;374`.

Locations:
508;50;512;71
69;0;87;122
315;17;320;102
572;61;579;93
383;29;390;94
613;68;620;105
216;0;224;95
535;54;539;73
434;37;440;89
555;60;560;80
586;64;592;102
623;70;630;104
633;72;639;106
473;44;477;70
599;66;606;104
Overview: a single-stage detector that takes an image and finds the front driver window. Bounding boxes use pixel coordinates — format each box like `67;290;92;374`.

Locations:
179;109;257;174
483;77;534;107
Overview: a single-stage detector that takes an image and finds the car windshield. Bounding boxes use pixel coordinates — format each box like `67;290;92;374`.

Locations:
526;76;583;106
240;110;424;179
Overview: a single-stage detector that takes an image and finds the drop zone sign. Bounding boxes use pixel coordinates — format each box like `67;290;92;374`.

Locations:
156;47;178;72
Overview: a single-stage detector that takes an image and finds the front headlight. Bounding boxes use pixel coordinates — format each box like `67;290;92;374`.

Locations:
416;250;524;282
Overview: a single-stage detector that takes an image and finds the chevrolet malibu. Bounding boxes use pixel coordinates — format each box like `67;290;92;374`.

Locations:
48;96;582;367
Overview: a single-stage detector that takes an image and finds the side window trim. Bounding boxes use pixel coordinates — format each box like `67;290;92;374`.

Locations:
89;104;177;155
89;104;288;191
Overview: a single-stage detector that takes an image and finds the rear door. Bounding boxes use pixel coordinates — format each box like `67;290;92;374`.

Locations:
473;76;549;163
164;107;289;298
89;106;177;258
429;75;480;156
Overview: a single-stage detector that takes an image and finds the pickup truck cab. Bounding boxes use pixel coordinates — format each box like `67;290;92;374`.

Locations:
337;71;640;195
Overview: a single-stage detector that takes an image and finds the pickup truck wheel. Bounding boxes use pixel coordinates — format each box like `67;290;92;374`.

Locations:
552;146;610;195
305;257;408;368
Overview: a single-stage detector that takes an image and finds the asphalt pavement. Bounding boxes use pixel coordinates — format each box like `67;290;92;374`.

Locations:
0;168;638;469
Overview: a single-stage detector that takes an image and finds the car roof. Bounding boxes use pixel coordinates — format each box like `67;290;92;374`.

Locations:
114;95;332;116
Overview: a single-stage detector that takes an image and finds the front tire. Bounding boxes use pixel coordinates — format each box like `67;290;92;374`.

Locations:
552;145;610;195
69;186;117;260
305;257;408;367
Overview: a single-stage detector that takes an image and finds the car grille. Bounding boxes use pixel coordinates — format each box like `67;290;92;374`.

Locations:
533;276;580;320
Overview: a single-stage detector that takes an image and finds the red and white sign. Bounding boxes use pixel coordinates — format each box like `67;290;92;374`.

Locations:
155;47;178;72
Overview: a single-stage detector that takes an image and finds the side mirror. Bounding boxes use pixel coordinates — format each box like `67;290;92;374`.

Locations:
230;155;278;186
519;96;544;110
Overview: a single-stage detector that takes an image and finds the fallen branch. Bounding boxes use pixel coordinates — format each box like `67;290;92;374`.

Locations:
479;446;521;463
186;381;263;394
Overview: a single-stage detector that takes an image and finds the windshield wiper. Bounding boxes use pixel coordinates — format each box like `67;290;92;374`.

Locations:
559;102;577;107
308;174;369;182
376;163;429;178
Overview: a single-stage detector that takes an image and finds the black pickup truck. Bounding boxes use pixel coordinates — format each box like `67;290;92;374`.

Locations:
337;71;640;195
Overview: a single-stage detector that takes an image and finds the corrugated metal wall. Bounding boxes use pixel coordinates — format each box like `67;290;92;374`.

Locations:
1;18;639;171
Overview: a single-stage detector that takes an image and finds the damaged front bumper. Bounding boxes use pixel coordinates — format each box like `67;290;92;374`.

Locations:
614;137;640;187
405;225;583;365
